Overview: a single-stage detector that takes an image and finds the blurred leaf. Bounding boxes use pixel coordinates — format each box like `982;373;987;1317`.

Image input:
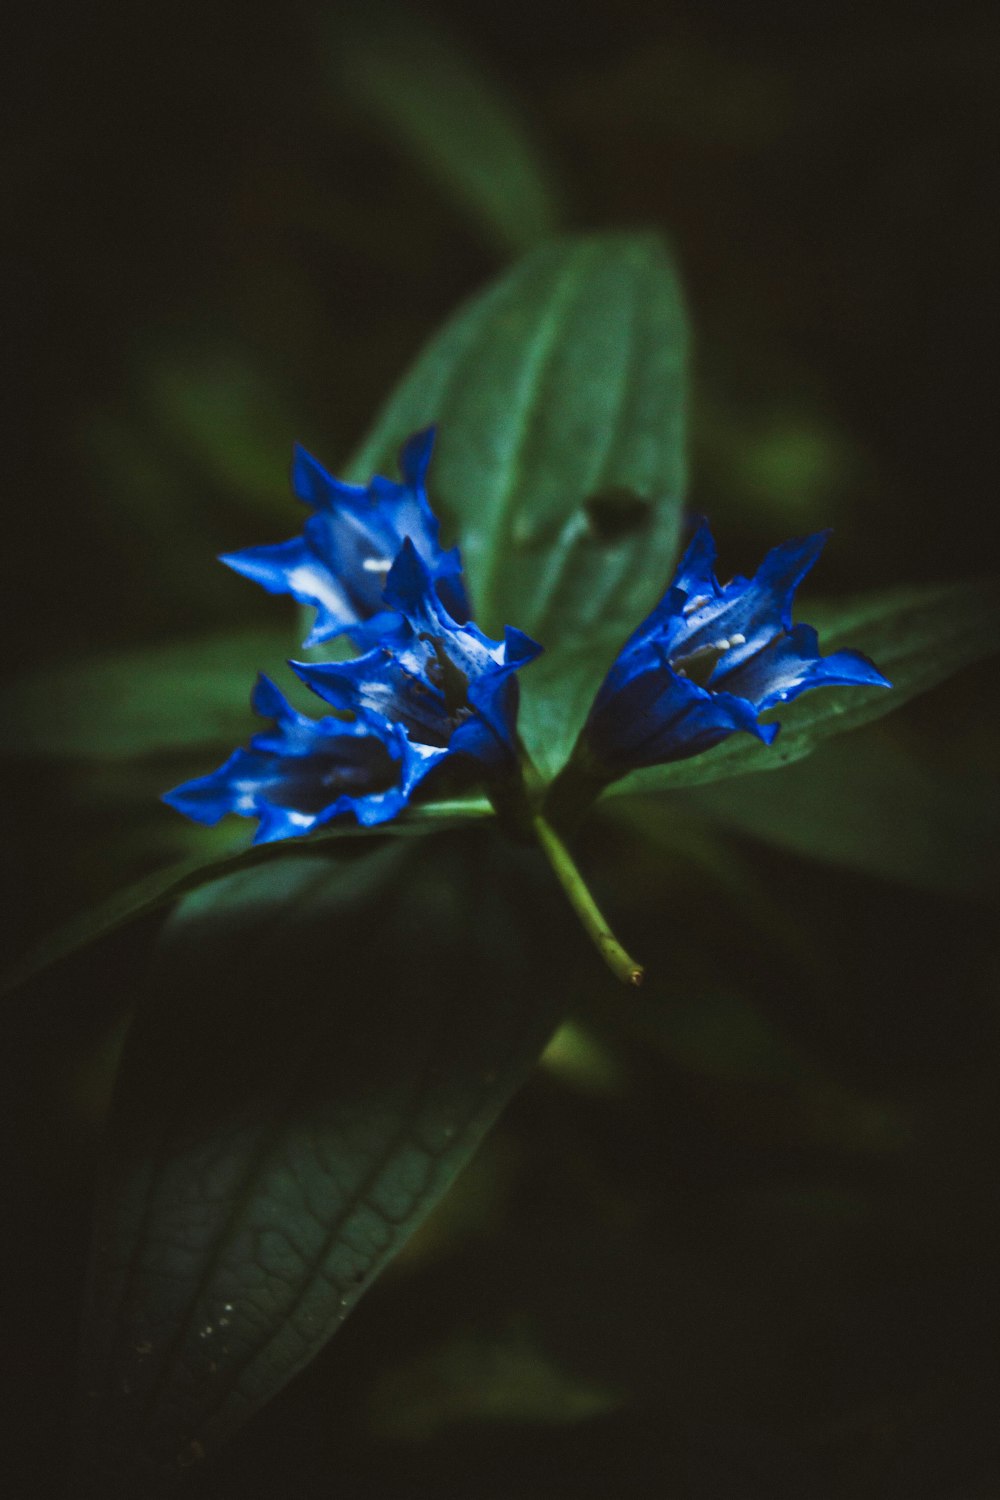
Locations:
367;1321;621;1442
80;349;301;621
615;576;1000;795
540;1020;627;1098
692;361;868;533
77;833;573;1488
140;347;300;516
682;727;1000;901
0;797;490;1000
351;233;688;752
0;629;299;759
78;412;227;614
336;4;561;254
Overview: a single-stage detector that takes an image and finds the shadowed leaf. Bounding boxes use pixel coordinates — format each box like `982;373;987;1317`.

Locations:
76;832;575;1491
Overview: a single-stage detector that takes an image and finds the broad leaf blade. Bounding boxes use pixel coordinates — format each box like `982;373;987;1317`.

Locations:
0;798;491;999
613;576;1000;795
77;832;574;1489
348;234;689;650
631;729;1000;901
0;629;299;760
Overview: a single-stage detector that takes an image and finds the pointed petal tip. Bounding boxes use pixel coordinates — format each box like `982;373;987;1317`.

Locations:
383;536;433;614
399;424;437;485
288;443;322;508
250;673;287;720
218;547;251;575
291;445;365;509
673;517;720;595
503;625;544;665
218;537;305;591
844;655;893;690
161;779;224;826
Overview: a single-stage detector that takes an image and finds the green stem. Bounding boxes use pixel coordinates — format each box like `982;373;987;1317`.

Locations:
532;814;644;988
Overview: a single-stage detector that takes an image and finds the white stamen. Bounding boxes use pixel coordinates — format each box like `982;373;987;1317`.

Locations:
362;557;391;574
729;633;746;646
714;638;731;652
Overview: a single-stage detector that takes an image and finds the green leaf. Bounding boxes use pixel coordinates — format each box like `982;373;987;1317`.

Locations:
349;233;689;754
77;832;574;1487
628;729;1000;901
140;346;301;518
0;797;491;999
335;4;562;255
613;576;1000;795
0;629;299;761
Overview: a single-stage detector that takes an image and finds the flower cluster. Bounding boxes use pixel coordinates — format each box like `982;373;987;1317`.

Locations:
563;520;890;787
166;429;889;845
165;432;540;842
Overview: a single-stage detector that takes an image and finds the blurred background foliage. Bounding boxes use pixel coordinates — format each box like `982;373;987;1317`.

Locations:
3;0;998;1495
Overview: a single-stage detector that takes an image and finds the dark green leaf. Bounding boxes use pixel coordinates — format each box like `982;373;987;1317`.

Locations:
77;832;574;1489
0;629;298;760
613;576;1000;795
335;5;561;255
139;347;301;518
0;797;491;999
626;728;1000;901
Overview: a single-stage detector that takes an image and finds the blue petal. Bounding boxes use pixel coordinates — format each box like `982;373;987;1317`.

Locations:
586;662;774;770
578;523;888;779
672;519;720;600
678;531;830;673
220;535;356;646
398;424;436;487
293;649;455;748
718;623;892;713
460;660;526;766
291;444;367;510
383;539;508;680
503;625;545;670
227;432;469;645
294;542;540;772
163;675;418;843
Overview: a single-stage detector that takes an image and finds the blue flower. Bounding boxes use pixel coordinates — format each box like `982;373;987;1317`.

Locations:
163;675;424;843
571;521;890;778
293;538;542;778
220;427;468;648
165;541;540;843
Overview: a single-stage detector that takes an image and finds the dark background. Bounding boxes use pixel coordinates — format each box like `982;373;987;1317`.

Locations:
3;1;998;1495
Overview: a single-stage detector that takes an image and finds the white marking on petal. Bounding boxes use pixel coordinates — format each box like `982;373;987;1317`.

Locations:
288;563;353;616
683;594;710;613
362;557;391;574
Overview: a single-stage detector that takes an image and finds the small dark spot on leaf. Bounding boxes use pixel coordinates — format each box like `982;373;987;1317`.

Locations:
584;487;652;542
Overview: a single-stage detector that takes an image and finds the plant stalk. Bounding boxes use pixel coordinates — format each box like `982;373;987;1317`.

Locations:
532;813;644;987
